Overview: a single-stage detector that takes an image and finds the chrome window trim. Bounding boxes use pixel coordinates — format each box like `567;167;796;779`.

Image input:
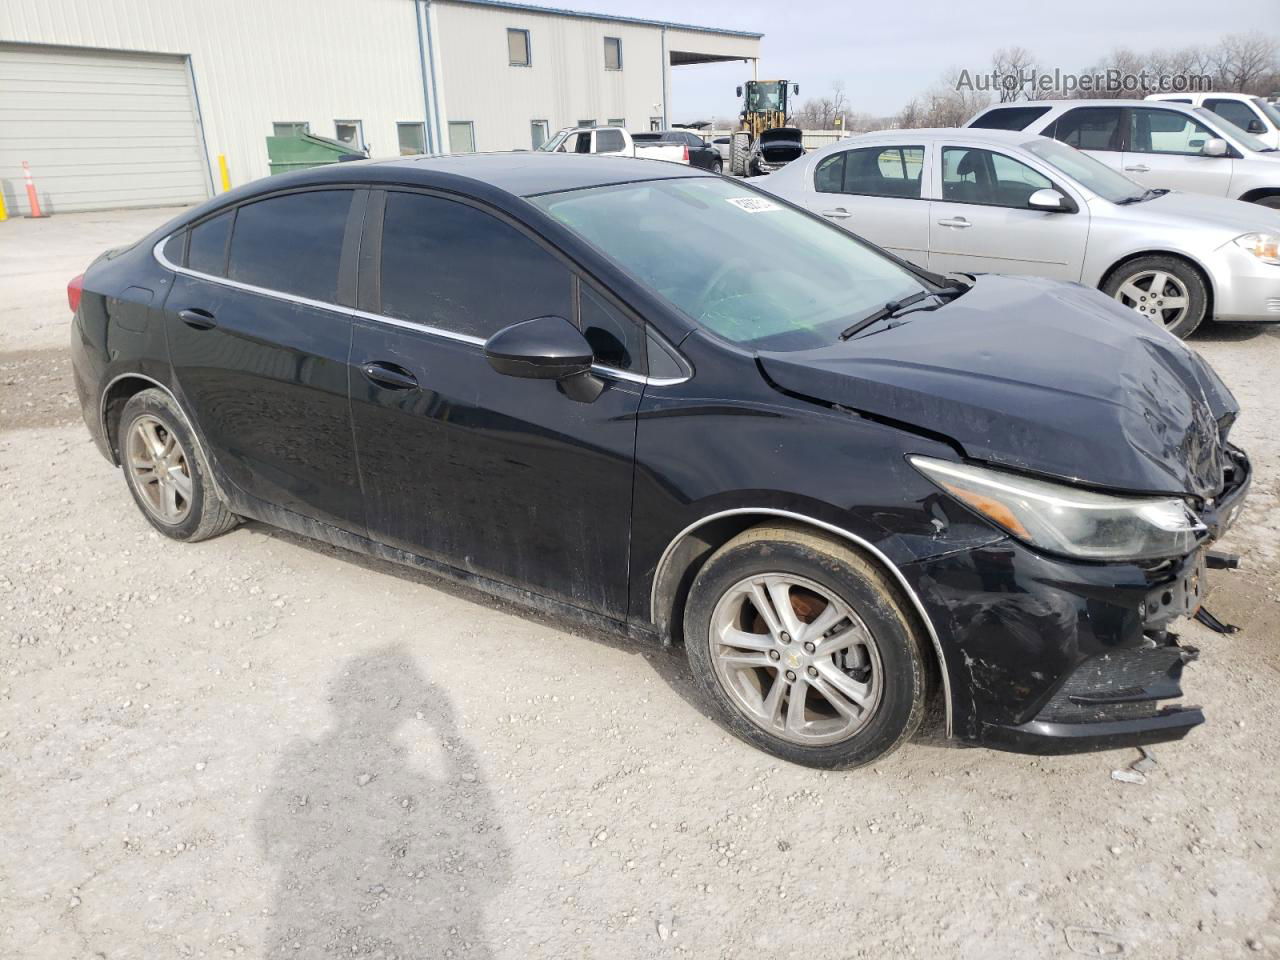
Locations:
153;235;690;386
651;507;954;736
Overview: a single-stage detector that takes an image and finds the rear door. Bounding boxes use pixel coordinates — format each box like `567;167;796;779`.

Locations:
163;188;365;531
928;144;1088;280
802;144;930;267
1042;106;1126;174
1120;107;1233;196
348;189;644;618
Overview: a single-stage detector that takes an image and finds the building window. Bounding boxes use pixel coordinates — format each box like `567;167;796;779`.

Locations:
449;121;476;153
397;122;427;156
649;117;662;131
334;120;365;150
508;28;530;66
604;36;622;71
577;119;597;128
607;118;626;128
272;121;309;137
530;120;550;149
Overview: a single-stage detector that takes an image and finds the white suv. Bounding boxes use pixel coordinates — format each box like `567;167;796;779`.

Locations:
966;99;1280;209
1147;92;1280;150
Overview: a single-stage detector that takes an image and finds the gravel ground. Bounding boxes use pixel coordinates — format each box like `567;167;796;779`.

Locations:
1;209;1278;959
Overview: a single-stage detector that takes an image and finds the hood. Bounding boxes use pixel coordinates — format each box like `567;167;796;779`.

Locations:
757;275;1238;498
1118;190;1280;234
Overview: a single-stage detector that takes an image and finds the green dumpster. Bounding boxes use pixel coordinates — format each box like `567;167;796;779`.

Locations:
266;133;366;175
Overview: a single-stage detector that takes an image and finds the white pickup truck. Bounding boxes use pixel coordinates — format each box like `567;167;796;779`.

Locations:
536;126;689;164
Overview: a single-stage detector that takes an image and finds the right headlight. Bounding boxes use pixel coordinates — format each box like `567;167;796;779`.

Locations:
1233;233;1280;265
910;456;1206;561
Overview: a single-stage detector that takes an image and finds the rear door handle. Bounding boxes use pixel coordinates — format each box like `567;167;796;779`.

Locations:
1124;164;1150;173
178;308;217;330
936;217;971;228
361;361;419;391
821;207;851;219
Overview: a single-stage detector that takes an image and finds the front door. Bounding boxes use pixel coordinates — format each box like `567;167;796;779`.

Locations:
928;144;1089;281
803;144;930;268
163;188;365;531
1121;106;1233;196
349;190;644;618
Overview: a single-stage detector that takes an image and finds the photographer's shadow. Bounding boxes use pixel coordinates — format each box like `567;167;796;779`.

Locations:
257;644;510;958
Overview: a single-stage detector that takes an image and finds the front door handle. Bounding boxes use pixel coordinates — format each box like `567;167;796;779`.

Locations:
821;207;851;219
178;308;217;330
1124;164;1150;173
936;217;971;228
361;361;419;391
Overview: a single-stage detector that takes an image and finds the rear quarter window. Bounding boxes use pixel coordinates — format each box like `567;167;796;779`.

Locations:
969;106;1051;131
186;212;233;277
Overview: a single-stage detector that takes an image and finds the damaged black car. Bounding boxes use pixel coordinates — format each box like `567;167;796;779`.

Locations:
69;154;1250;769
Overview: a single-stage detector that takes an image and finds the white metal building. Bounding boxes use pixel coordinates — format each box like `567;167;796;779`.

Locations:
0;0;761;215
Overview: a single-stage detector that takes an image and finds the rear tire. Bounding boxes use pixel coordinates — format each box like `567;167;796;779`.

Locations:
1101;254;1208;339
118;389;238;542
713;157;724;175
683;523;932;769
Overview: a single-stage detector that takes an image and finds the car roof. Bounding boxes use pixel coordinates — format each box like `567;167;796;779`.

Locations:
234;151;711;203
979;98;1200;112
842;127;1040;147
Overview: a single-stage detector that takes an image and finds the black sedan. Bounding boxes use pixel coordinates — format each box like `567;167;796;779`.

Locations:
68;153;1250;769
634;129;722;173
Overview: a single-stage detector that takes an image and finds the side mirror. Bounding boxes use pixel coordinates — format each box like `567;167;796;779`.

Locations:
792;84;800;96
1201;138;1228;157
483;316;603;403
1248;120;1266;134
1027;188;1069;212
736;85;743;97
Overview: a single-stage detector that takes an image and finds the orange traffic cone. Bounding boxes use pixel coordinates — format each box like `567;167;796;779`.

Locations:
23;161;48;219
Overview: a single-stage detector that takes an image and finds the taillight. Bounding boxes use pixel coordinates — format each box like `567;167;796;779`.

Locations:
67;273;85;314
682;144;689;164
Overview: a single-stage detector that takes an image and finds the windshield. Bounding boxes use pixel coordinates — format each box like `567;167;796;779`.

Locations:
1193;107;1271;152
746;84;782;112
1023;138;1144;203
531;178;927;350
1254;98;1280;128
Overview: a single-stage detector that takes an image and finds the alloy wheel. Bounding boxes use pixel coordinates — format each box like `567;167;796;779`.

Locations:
126;414;193;524
1112;270;1190;330
708;573;884;746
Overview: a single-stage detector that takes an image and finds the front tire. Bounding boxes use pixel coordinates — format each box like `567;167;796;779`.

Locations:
1101;254;1207;339
683;524;932;769
118;388;238;542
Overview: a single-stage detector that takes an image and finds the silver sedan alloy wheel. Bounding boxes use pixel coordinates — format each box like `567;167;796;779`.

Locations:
126;414;193;524
708;573;884;746
1112;269;1190;330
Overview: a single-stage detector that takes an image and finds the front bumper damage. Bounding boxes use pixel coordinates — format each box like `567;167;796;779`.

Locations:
901;446;1251;754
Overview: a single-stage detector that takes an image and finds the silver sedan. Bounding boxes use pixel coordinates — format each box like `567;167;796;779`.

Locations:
758;128;1280;337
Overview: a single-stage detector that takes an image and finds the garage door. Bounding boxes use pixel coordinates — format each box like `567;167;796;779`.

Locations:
0;43;210;214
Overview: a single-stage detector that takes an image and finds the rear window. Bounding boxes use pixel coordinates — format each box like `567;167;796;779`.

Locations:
969;105;1052;131
227;190;352;302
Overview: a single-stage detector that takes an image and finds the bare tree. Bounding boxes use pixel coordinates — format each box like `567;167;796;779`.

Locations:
895;98;924;129
1212;34;1279;93
792;82;849;129
991;46;1037;102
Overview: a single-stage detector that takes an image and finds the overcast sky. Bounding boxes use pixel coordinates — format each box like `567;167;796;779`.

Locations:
546;0;1279;121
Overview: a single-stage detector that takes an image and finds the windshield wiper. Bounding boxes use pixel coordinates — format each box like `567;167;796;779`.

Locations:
838;284;968;341
1117;187;1168;205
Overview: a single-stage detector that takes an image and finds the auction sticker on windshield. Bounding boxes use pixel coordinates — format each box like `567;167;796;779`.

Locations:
725;196;780;213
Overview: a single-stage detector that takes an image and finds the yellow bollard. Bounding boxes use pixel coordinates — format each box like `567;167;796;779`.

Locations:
218;154;232;193
0;189;8;222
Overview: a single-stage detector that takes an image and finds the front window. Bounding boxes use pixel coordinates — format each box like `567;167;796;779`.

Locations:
940;147;1052;208
531;178;927;351
1206;98;1264;134
1254;97;1280;128
1191;107;1270;152
1024;138;1143;204
1130;108;1221;156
